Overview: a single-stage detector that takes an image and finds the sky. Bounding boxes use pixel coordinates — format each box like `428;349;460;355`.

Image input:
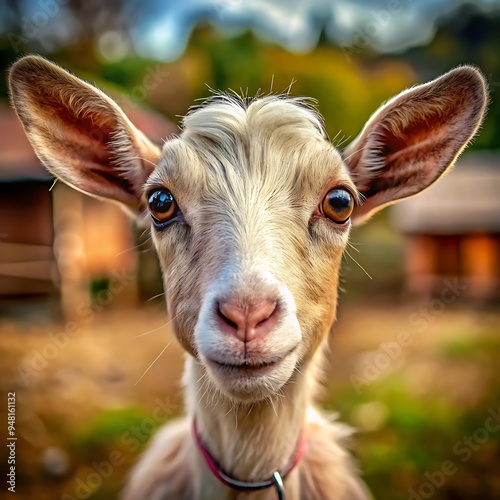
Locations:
133;0;500;60
2;0;500;61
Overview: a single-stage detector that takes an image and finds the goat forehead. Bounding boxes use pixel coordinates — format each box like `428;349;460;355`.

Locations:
183;94;329;146
154;95;348;202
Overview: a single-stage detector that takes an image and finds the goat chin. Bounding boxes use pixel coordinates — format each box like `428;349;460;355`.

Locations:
202;348;301;403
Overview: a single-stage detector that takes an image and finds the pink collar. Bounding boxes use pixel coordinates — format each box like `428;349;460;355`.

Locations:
192;418;306;499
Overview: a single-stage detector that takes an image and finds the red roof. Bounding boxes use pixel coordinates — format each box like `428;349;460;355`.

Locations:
0;102;44;180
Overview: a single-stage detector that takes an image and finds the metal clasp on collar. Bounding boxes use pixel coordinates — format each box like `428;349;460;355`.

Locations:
272;471;285;500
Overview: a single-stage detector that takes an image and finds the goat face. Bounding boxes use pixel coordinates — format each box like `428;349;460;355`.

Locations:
9;57;488;404
148;97;356;402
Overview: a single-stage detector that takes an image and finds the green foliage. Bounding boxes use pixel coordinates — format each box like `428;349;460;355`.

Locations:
71;407;152;454
325;330;500;500
402;4;500;151
89;278;111;301
2;6;500;149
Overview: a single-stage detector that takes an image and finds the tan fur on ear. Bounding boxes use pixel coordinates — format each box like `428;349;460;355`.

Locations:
344;65;489;224
8;55;161;213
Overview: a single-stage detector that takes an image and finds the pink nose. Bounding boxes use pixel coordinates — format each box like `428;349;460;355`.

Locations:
217;299;280;342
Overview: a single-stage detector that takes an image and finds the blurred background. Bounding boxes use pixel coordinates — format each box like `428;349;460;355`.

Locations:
0;1;499;499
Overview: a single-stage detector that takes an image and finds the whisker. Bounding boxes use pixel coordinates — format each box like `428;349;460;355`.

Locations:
127;315;177;341
344;248;373;280
234;403;239;429
197;377;210;398
134;340;172;386
267;396;278;418
346;241;361;254
285;78;297;95
128;156;158;169
342;145;367;163
335;134;352;149
114;240;151;258
140;226;152;240
244;403;254;423
224;404;234;418
147;291;167;302
331;130;343;145
195;372;208;394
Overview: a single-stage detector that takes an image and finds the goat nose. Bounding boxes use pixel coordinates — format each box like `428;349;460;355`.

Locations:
217;299;280;342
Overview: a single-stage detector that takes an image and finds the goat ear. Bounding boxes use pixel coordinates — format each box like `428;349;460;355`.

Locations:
8;55;161;215
343;66;488;224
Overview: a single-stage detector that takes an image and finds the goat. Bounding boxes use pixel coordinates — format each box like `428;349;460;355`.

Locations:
9;56;488;499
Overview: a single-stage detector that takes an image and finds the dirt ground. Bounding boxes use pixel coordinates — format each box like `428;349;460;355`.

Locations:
0;301;499;499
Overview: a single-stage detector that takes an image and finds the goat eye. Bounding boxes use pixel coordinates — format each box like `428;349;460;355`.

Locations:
322;188;354;224
148;189;177;224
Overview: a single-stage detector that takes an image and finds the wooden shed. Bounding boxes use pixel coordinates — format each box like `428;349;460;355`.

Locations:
0;102;56;301
390;153;500;300
0;100;177;319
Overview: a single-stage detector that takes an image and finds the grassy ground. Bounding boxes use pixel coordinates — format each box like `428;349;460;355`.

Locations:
0;302;499;499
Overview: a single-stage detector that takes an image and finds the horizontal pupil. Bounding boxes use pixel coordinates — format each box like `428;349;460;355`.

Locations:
150;191;173;213
329;193;350;210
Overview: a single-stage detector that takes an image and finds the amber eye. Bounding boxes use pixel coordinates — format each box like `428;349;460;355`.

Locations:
322;188;354;224
148;189;178;225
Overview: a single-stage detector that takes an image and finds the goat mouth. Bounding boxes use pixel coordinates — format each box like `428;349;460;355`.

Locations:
208;358;283;376
213;359;278;369
204;348;300;401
